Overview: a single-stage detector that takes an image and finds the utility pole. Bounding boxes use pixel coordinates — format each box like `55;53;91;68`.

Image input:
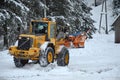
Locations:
99;0;108;34
105;0;108;34
99;0;104;33
95;0;97;6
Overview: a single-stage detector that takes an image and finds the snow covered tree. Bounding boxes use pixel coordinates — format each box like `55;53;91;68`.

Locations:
47;0;95;38
112;0;120;17
0;0;29;48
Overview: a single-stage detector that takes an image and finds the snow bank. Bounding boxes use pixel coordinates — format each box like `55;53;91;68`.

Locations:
0;33;120;80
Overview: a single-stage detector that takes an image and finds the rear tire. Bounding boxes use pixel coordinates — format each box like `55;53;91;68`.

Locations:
39;47;54;67
57;47;69;66
13;57;28;68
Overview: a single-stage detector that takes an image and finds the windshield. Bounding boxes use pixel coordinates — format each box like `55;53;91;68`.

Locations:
32;22;48;34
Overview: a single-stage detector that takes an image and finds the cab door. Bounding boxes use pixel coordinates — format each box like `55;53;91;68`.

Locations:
48;22;56;45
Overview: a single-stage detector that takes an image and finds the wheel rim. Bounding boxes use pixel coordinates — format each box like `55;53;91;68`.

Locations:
65;53;69;64
47;52;53;63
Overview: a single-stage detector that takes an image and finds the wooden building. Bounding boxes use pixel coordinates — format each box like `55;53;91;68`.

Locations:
112;14;120;43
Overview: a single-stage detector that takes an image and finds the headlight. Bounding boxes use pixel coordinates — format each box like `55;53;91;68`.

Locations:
27;37;30;40
19;37;21;39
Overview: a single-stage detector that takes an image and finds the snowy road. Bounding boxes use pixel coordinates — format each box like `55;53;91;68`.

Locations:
0;33;120;80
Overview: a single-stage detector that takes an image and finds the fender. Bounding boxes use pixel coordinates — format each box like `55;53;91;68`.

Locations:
40;42;54;51
57;45;65;53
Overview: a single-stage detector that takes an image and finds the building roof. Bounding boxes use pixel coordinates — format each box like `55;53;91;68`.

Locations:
112;14;120;27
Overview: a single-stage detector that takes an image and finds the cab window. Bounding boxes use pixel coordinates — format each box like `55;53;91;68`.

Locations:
50;24;56;38
32;22;48;34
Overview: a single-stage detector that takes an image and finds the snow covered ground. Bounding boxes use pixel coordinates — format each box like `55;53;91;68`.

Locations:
0;32;120;80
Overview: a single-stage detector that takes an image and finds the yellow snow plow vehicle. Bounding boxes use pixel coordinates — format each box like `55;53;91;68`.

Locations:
9;18;69;67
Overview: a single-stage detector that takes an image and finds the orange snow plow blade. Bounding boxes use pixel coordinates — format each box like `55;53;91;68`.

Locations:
72;34;87;48
57;32;87;48
57;29;90;48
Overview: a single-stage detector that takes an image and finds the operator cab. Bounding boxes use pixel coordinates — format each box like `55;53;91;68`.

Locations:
31;22;48;35
30;18;56;44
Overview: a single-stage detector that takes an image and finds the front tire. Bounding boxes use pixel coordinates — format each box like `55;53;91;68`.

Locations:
39;47;54;67
57;47;69;66
13;57;28;68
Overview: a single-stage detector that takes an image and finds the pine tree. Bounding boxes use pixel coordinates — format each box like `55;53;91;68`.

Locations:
47;0;96;38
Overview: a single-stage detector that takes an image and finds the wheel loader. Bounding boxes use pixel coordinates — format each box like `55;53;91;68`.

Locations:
9;18;69;67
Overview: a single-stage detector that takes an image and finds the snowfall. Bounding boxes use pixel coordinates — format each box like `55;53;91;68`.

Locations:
0;1;120;80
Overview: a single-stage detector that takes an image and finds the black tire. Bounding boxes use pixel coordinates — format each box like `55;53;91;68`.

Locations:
39;47;54;67
13;57;29;68
57;47;69;66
